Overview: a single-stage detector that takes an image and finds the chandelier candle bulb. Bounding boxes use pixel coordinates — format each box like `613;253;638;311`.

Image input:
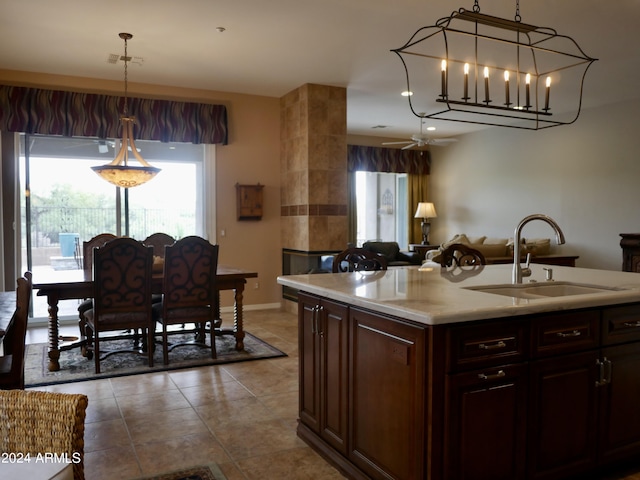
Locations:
483;66;490;104
441;59;447;98
525;73;531;109
504;70;510;106
463;63;469;101
545;76;551;111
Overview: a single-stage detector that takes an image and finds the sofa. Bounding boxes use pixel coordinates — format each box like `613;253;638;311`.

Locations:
426;233;552;264
361;241;423;266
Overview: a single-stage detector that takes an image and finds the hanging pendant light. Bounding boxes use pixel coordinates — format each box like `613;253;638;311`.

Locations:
92;33;160;187
392;0;597;130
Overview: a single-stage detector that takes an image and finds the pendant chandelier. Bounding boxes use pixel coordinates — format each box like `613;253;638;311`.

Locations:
92;33;160;187
391;0;597;130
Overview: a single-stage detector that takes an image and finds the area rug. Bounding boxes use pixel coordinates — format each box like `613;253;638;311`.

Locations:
134;463;226;480
24;331;286;387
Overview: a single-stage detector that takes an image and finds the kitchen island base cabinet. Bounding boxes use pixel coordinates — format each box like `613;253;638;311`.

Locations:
349;308;426;480
528;351;599;480
298;293;349;454
445;363;528;480
296;290;640;480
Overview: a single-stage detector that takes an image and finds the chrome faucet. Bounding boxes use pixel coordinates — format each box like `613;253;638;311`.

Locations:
512;214;566;284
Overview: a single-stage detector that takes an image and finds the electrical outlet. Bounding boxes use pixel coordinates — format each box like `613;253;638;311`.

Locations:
254;282;259;289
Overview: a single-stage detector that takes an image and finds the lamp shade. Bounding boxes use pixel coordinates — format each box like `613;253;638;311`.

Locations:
414;202;437;219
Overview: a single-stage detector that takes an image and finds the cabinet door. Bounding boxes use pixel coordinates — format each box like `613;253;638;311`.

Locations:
298;292;321;432
318;297;349;453
528;351;599;480
444;363;528;480
349;307;426;480
599;342;640;465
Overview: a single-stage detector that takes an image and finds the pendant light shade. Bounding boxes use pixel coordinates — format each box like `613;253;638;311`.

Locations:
91;33;160;188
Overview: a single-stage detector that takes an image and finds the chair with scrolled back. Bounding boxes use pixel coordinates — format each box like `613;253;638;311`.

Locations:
0;272;32;390
83;237;155;373
332;247;388;273
77;233;118;355
142;232;176;259
152;236;219;365
439;243;486;268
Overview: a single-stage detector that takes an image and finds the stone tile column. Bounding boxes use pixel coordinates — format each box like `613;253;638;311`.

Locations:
280;84;347;252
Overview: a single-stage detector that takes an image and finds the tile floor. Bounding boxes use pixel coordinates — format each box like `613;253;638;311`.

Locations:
26;308;346;480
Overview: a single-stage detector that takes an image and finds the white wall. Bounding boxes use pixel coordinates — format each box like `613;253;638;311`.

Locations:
429;99;640;271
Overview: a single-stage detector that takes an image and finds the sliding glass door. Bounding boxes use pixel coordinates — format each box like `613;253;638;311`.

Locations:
19;134;208;318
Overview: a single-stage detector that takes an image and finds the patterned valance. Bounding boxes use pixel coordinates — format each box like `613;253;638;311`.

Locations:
347;145;431;174
0;85;228;145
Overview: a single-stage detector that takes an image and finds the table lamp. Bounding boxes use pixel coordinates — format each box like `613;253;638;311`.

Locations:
414;202;437;245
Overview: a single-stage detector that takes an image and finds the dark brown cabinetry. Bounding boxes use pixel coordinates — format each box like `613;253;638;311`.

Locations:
445;363;528;480
349;307;426;480
296;292;640;480
298;292;349;454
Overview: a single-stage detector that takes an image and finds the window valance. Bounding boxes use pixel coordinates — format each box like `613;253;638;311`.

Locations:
0;85;228;145
347;145;430;174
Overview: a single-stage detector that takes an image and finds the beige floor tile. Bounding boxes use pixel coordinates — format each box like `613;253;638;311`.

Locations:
236;446;347;479
109;371;178;396
134;432;231;475
84;445;142;480
167;365;236;388
212;418;306;460
84;395;121;424
33;377;116;401
257;390;299;422
196;396;275;429
84;418;131;452
180;379;254;406
116;389;191;418
125;406;209;444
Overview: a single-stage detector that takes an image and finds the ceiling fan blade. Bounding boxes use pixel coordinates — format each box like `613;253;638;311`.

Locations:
401;143;418;150
430;138;458;146
382;141;412;145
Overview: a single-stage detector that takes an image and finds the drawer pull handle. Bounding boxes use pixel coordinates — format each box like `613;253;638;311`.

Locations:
556;330;581;338
478;341;506;350
478;370;506;381
623;321;640;328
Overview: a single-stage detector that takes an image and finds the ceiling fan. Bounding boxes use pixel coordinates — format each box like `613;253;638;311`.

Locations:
383;116;458;150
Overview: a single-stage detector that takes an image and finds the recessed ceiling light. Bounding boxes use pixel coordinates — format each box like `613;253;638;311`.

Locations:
426;126;436;131
401;91;413;97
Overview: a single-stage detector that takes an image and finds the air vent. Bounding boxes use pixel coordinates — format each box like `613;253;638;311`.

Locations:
106;54;143;65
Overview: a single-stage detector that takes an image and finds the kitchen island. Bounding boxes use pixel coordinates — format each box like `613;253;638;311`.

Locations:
278;264;640;480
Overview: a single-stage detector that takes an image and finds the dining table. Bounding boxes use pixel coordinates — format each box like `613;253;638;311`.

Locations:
34;265;258;372
0;290;16;343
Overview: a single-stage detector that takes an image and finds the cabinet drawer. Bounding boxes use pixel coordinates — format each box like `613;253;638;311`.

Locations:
447;319;528;372
531;310;600;358
602;303;640;346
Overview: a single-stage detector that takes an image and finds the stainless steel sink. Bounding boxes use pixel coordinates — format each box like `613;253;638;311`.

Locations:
465;281;625;300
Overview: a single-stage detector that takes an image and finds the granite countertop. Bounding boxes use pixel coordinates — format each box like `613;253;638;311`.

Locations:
277;264;640;326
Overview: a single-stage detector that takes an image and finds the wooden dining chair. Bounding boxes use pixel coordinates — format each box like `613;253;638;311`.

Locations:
152;236;219;365
439;243;486;268
142;232;176;259
332;247;388;273
83;237;154;373
142;232;176;304
0;272;33;390
77;233;118;356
